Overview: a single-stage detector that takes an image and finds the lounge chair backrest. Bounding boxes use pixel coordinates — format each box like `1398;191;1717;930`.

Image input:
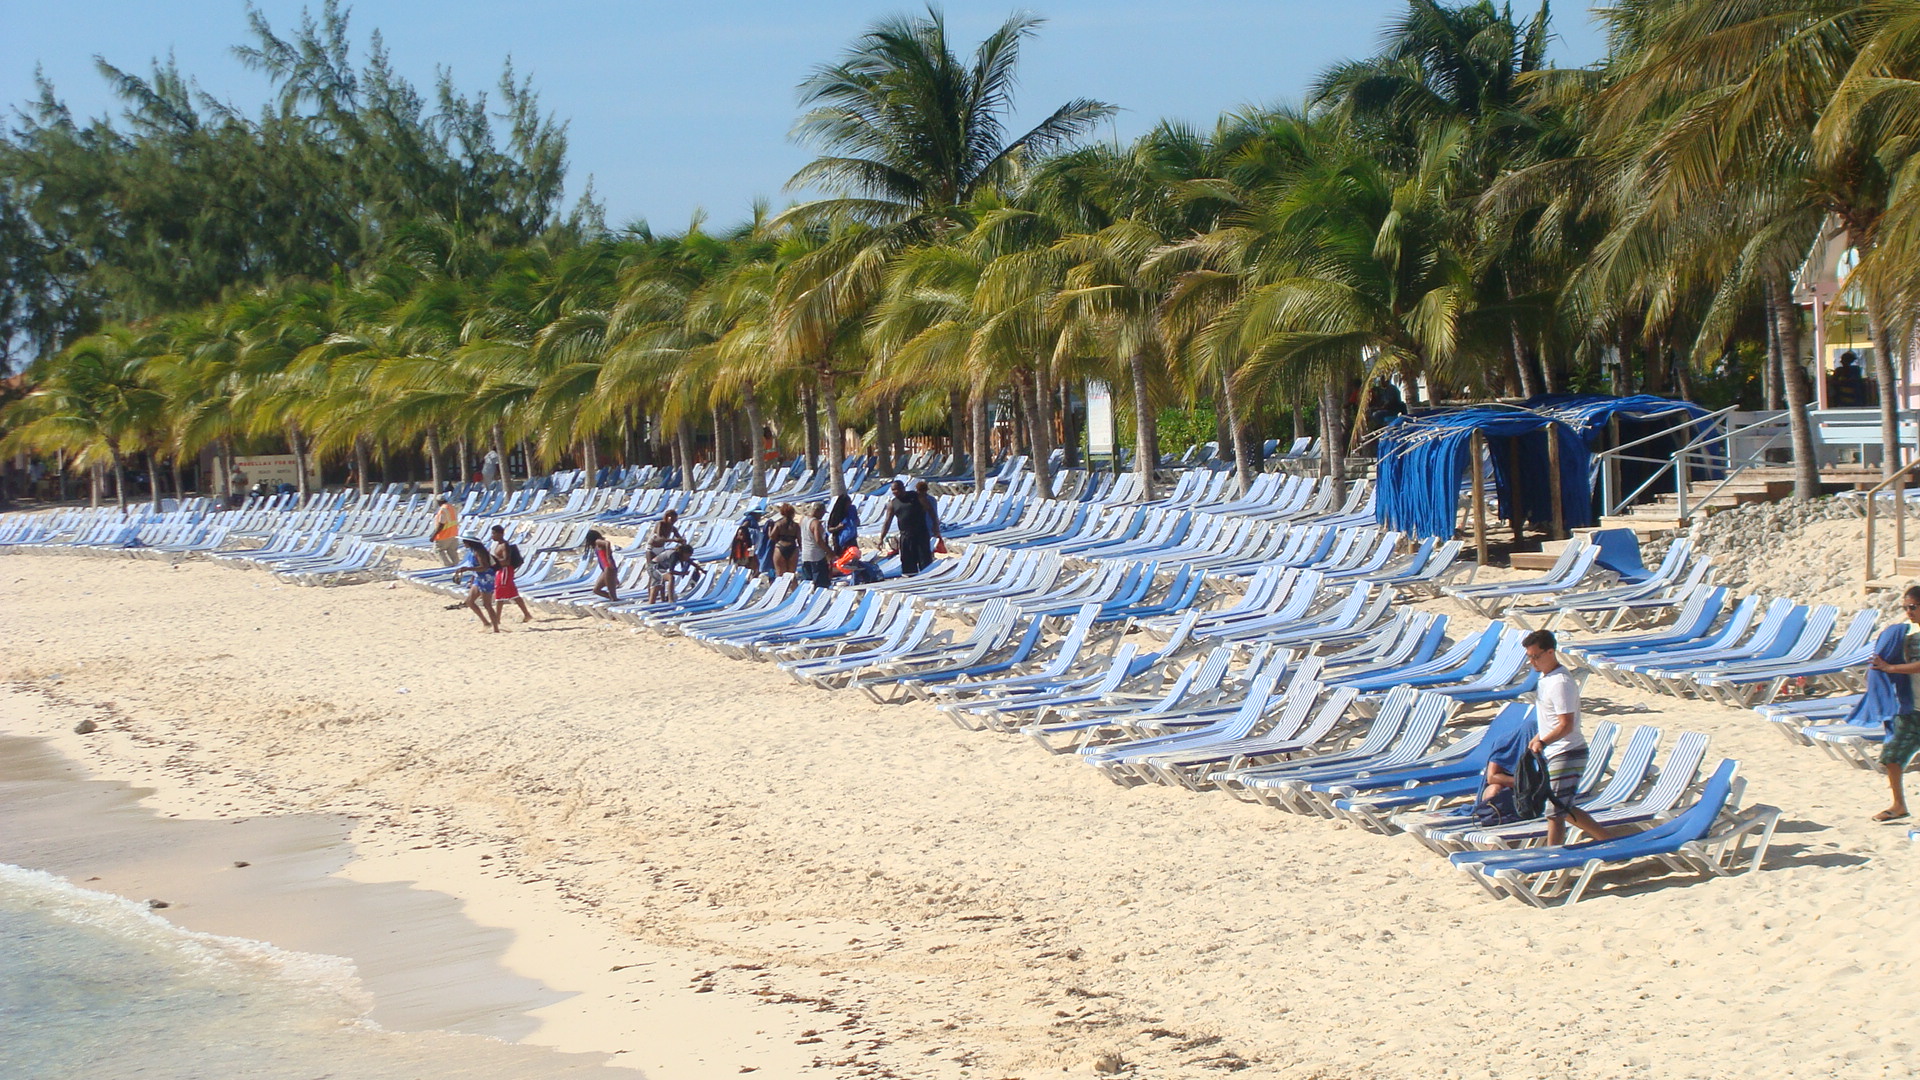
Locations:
1633;731;1712;812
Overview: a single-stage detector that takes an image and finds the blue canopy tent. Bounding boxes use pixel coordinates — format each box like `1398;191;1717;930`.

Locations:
1376;408;1595;547
1522;394;1722;515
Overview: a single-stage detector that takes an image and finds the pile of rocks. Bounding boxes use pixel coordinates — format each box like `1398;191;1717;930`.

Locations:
1648;497;1891;612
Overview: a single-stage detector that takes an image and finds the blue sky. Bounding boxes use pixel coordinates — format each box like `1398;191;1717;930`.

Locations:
2;2;1610;232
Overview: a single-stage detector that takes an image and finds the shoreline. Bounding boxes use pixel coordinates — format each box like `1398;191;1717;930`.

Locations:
6;552;1920;1078
0;690;825;1078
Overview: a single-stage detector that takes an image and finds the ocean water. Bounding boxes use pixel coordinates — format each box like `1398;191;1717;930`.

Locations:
0;864;628;1080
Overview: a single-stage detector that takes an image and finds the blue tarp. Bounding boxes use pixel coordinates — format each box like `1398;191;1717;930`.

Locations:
1525;393;1726;504
1521;394;1715;444
1376;408;1595;541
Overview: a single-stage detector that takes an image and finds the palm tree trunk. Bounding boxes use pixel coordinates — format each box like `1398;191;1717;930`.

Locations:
1318;375;1348;503
1219;368;1253;495
1034;362;1057;484
1023;370;1054;499
353;436;371;496
1870;310;1903;476
1129;351;1157;501
287;424;309;498
582;438;599;489
743;385;768;497
426;429;444;494
1763;294;1784;410
145;450;161;510
675;420;697;490
802;384;822;470
110;448;128;510
822;377;848;500
1511;324;1538;398
874;397;895;475
1348;379;1376;458
1771;277;1820;499
220;437;235;500
712;407;728;471
970;385;991;491
171;455;186;500
1008;386;1029;457
456;438;470;488
949;388;967;471
491;426;515;496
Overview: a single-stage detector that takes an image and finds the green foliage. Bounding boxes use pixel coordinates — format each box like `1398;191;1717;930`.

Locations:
0;0;591;364
1156;403;1217;457
6;1;1912;500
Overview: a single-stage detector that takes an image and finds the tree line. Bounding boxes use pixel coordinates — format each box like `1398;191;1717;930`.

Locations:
6;0;1920;507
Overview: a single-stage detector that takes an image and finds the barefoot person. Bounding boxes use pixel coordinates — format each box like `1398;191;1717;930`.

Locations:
584;529;619;602
488;525;533;624
454;538;501;632
1864;586;1920;821
430;495;461;565
769;504;801;577
648;541;703;603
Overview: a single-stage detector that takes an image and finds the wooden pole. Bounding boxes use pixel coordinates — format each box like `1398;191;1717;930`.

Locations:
1547;425;1566;540
1867;485;1879;585
1508;435;1525;544
1606;414;1621;516
1471;430;1489;568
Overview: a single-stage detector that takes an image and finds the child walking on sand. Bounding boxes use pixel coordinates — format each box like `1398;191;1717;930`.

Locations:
488;525;533;624
584;530;619;602
454;538;501;632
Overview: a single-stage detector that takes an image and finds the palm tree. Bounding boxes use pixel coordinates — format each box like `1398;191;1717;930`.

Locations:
1593;0;1897;477
1161;121;1490;497
774;7;1114;497
4;325;168;506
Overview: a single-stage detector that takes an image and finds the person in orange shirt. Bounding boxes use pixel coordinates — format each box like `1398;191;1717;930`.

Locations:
430;495;460;565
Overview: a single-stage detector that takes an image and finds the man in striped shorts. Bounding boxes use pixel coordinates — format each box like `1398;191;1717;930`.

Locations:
1524;629;1616;846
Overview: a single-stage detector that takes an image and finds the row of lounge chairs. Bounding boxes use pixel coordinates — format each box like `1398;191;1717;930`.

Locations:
3;470;1809;906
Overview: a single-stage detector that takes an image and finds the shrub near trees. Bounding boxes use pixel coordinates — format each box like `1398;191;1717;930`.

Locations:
6;1;1919;507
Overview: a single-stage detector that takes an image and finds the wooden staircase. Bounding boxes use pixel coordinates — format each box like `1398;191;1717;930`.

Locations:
1607;466;1881;525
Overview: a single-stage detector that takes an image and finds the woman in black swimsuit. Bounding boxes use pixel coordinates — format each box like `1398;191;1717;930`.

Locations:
769;503;802;577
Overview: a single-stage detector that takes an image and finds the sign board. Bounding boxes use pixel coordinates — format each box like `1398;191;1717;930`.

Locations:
1086;380;1115;456
232;454;312;490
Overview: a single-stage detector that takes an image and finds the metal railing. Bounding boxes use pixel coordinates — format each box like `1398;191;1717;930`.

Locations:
1592;404;1790;520
1589;403;1797;522
1863;455;1920;585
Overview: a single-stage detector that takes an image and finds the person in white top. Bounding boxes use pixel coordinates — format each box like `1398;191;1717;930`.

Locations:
1521;629;1614;846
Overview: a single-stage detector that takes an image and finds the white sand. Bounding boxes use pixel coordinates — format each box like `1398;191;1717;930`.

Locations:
3;553;1916;1078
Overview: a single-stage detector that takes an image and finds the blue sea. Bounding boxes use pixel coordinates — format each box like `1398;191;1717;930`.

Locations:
0;863;628;1080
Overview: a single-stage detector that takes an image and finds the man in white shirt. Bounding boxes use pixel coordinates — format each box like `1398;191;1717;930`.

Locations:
1522;629;1614;846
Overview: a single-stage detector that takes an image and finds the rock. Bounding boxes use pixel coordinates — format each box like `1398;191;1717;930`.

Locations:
147;899;170;909
72;718;97;735
1090;1052;1127;1074
232;861;250;868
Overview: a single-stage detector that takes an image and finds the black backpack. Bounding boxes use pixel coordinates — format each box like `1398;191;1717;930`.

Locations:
1513;748;1553;820
503;542;524;570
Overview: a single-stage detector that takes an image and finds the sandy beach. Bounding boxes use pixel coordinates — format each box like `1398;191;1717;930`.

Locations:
3;551;1916;1079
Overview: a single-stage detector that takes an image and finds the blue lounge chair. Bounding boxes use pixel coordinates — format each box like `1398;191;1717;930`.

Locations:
1451;759;1779;907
